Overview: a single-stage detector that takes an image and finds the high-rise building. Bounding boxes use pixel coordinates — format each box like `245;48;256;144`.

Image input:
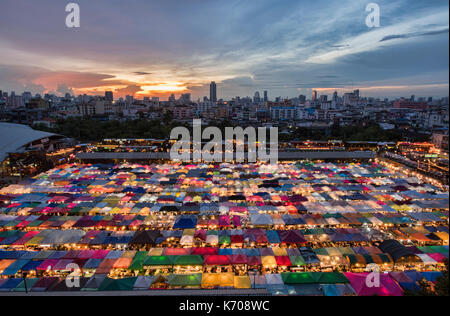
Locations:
312;90;318;101
299;95;306;104
210;81;217;103
254;91;261;103
105;91;114;103
180;93;191;104
332;91;338;101
125;95;134;105
263;91;268;102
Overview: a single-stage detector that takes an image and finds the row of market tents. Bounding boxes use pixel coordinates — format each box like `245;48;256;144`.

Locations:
2;192;447;215
0;162;448;296
0;211;448;229
1;242;448;276
1;225;448;248
0;271;444;295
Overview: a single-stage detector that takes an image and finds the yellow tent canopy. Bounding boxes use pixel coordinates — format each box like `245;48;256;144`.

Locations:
261;256;277;268
201;273;234;287
233;275;251;289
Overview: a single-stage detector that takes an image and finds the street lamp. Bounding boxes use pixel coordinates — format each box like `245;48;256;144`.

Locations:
23;271;28;294
252;268;258;289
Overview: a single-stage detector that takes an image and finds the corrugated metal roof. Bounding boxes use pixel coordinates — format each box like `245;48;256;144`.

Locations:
0;122;58;161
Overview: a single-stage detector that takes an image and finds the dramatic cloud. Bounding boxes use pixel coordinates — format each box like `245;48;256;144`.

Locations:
0;0;448;99
380;28;449;42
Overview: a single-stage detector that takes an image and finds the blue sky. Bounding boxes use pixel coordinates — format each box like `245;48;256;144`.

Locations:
0;0;448;99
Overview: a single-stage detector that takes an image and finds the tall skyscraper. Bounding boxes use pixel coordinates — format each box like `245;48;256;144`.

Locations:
180;93;191;103
312;90;318;101
332;91;338;101
254;91;260;103
210;81;217;103
105;91;114;103
298;95;306;104
263;90;268;102
125;95;134;105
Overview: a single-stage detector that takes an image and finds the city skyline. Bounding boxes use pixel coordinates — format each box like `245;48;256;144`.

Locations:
0;0;449;99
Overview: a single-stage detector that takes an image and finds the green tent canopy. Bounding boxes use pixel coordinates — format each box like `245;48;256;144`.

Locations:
172;255;203;266
281;272;349;284
312;272;349;284
143;255;173;266
128;251;148;270
98;277;137;291
289;256;306;266
219;235;231;245
281;272;316;284
168;274;202;287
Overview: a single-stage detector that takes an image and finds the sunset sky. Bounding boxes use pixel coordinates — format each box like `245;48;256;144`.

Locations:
0;0;448;100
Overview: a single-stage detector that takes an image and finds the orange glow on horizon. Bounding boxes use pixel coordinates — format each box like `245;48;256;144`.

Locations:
140;83;187;92
72;82;190;100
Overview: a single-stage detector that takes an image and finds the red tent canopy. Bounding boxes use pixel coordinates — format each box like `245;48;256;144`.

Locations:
191;247;219;255
275;256;292;266
230;235;244;244
203;255;232;265
231;254;248;265
277;230;307;244
247;256;262;266
194;229;207;241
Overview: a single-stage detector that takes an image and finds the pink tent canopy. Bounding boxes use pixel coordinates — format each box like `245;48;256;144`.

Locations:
92;249;110;259
37;259;59;271
163;248;191;256
428;253;447;263
219;216;231;227
344;272;403;296
230;206;248;213
232;216;242;227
